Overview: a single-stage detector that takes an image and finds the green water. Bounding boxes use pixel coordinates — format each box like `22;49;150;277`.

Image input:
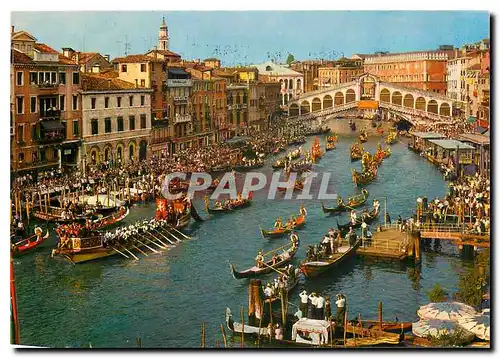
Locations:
13;135;473;348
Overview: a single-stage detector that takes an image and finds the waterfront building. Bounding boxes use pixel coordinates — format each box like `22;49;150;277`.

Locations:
318;58;363;89
191;74;228;145
11;27;82;173
363;47;456;95
251;61;303;106
61;48;112;73
203;58;221;69
290;60;337;93
79;73;152;168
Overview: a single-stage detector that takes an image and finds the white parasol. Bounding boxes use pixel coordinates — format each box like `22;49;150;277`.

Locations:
457;313;490;341
412;319;471;339
417;301;477;322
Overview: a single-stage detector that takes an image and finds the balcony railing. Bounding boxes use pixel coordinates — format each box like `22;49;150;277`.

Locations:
173;114;192;124
152;119;169;128
37;82;59;89
40;109;61;120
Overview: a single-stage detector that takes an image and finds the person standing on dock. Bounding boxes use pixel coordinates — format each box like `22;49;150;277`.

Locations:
385;212;391;224
299;290;308;317
316;294;325;321
335;294;346;326
309;292;319;319
324;296;331;320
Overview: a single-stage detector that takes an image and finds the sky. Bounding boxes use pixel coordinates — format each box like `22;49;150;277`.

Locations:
11;11;490;66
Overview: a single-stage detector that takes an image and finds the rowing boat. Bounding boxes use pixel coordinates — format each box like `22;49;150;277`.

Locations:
336;208;379;232
260;214;306;238
300;238;360;279
205;198;252;213
321;189;369;214
11;230;50;256
229;236;300;279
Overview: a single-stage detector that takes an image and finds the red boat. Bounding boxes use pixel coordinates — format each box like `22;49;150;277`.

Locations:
11;230;50;256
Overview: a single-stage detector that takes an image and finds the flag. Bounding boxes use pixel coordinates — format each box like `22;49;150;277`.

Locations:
156;198;167;220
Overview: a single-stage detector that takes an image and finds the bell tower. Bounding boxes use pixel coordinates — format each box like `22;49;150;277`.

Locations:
158;16;169;51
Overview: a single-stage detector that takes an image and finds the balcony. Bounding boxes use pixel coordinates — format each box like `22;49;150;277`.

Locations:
39;120;65;143
165;79;192;88
173;114;192;124
152;119;169;128
37;82;59;89
173;96;189;104
40;109;61;120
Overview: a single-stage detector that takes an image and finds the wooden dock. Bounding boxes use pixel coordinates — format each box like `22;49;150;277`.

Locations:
357;225;413;261
420;223;490;248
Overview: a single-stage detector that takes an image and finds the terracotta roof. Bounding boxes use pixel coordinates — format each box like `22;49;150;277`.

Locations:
204;58;219;61
34;43;59;54
155;49;181;58
98;69;119;78
11;48;33;64
76;52;97;64
112;54;157;63
81;74;137;91
58;54;78;65
468;63;481;71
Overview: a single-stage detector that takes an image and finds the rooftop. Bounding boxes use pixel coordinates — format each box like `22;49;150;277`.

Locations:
457;133;490;146
34;43;59;54
146;49;181;58
112;54;161;63
428;139;475;150
81;74;145;91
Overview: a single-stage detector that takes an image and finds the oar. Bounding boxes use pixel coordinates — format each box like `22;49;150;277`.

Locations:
259;260;287;276
151;227;178;244
146;231;175;247
168;225;191;240
118;244;139;261
145;230;172;247
139;233;168;250
131;244;148;256
112;246;130;259
134;238;158;253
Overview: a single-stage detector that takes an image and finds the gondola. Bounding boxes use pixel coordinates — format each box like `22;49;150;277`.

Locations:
32;207;99;224
205;198;252;213
234;161;264;171
336;208;379;232
11;230;50;256
260;214;306;238
300;237;361;279
350;151;363;162
288;161;312;174
277;180;304;192
263;268;302;305
229;235;300;279
325;142;336;151
350;143;364;162
326;134;338;143
359;132;368;143
321;189;369;214
351;168;377;186
91;206;129;230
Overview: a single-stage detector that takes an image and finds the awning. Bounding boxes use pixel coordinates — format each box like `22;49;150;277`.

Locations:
476;126;488;135
41;121;64;130
467;116;477;123
168;68;188;76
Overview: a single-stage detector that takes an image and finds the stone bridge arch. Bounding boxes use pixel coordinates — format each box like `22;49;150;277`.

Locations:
323;95;333;109
334;91;344;105
312;97;322;112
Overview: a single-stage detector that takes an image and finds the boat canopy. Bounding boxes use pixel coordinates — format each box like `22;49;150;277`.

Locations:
292;318;333;345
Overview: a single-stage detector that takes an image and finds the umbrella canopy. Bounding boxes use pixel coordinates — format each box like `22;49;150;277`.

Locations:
417;302;477;322
458;314;490;341
412;319;469;338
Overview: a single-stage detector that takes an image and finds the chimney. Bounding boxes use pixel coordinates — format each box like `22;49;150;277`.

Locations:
11;26;14;35
75;52;80;64
104;54;110;62
135;79;138;88
108;79;111;89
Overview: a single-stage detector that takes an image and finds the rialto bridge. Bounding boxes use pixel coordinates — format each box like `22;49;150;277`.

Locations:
287;74;454;125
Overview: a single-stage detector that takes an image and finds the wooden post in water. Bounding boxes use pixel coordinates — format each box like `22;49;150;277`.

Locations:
329;317;333;347
18;191;22;221
220;324;227;348
343;308;347;347
45;193;49;214
414;231;421;264
240;307;245;348
378;301;383;331
38;192;43;211
359;313;363;338
107;184;110;207
215;339;220;348
201;322;206;348
136;337;142;348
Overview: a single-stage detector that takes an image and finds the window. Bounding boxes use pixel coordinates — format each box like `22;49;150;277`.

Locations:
18;152;24;162
60;95;65;111
140;79;145;87
104;97;109;108
59;72;66;85
117;97;122;108
91;119;98;135
117;116;124;132
121;64;127;72
16;72;23;86
129;116;135;130
73;120;79;136
129;96;134;106
51;72;57;84
72;72;79;85
17;125;24;142
140;95;145;106
29;72;37;85
140;114;147;129
72;95;78;110
105;117;112;133
16;96;23;114
30;96;36;113
31;124;38;141
40;149;46;162
91;98;97;109
140;64;146;72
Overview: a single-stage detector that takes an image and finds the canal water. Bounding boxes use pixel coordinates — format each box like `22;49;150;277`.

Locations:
14;131;474;348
